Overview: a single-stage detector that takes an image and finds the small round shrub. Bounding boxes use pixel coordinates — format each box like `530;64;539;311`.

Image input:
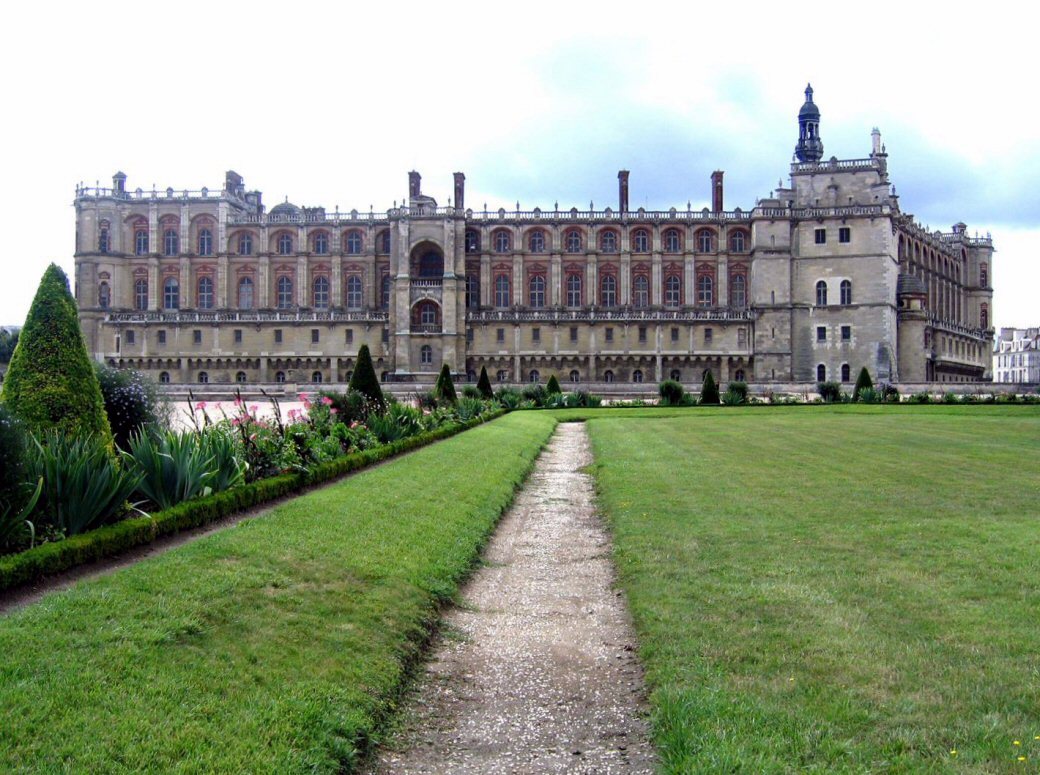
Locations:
817;381;842;403
726;381;748;403
521;384;547;407
658;380;685;406
95;363;168;450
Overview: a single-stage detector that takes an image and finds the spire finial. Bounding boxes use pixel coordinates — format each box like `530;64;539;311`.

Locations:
805;83;813;101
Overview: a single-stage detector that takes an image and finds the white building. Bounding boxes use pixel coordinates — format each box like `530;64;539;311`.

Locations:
994;328;1040;384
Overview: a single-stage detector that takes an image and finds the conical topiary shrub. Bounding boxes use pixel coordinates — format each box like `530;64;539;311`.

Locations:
853;367;873;402
700;370;720;405
1;263;113;445
348;344;384;406
477;366;494;399
435;364;457;404
546;374;562;395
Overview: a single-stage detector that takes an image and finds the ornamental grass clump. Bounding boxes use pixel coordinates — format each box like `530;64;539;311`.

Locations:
1;264;113;448
123;430;219;511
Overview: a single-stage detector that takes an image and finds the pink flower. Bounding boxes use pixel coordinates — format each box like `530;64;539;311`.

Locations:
249;433;257;441
195;401;207;410
349;421;359;429
298;392;308;401
234;396;243;406
330;408;338;415
249;404;259;415
321;396;334;406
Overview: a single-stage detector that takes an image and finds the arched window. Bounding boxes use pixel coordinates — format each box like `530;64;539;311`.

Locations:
312;232;329;254
135;229;149;256
664;275;681;307
529;275;546;308
633;275;649;307
600;274;617;307
163;277;179;310
696;275;713;306
730;274;746;307
277;233;293;255
663;229;681;253
497;369;509;382
670;369;681;381
377;231;391;254
417;250;443;277
311;371;323;383
198;371;209;384
981;303;989;329
566;273;582;307
345;230;363;254
494;230;511;253
236;371;247;383
569;369;580;383
381;274;391;309
632;369;644;383
604;369;614;383
565;230;583;253
197;276;214;309
420;345;433;366
275;371;286;383
98;226;109;254
816;364;826;382
841;363;850;382
276;276;293;309
198;228;213;256
840;280;852;305
238;233;253;256
163;229;179;256
816;280;828;306
159;371;170;384
417;301;438;326
632;229;649;253
466;274;479;309
98;282;110;309
495;274;510;307
734;369;746;382
528;369;540;383
312;276;330;309
696;229;713;253
600;231;618;253
135;279;148;310
238;277;254;309
528;231;545;253
730;231;747;252
465;229;480;253
345;275;362;309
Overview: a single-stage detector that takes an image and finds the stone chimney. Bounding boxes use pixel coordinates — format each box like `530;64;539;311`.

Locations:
618;170;630;213
112;171;126;194
711;170;724;212
225;170;245;197
408;170;421;198
453;172;465;210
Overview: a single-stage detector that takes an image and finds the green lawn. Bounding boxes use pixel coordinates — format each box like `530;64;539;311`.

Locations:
0;412;556;774
583;405;1040;773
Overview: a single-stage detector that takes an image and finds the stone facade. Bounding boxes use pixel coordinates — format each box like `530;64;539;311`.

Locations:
994;328;1040;384
73;87;993;388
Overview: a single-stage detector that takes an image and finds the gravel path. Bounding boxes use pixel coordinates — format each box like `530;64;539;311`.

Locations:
373;422;655;774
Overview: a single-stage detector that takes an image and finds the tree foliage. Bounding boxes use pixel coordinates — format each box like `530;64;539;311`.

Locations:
434;364;457;404
853;367;874;402
347;344;384;406
476;366;494;399
700;371;720;405
0;264;113;445
546;374;562;395
0;328;18;363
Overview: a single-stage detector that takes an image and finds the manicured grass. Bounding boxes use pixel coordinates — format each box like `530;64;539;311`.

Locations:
0;412;556;774
583;405;1040;773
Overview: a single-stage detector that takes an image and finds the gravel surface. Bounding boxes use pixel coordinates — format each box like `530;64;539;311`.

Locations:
373;422;655;774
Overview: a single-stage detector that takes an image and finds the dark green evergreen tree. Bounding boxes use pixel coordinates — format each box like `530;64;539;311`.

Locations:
1;264;113;445
347;344;384;406
853;367;873;402
435;364;457;404
476;366;493;399
546;374;562;395
700;370;720;405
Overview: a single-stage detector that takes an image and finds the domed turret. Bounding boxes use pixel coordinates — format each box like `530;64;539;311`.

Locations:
270;198;301;220
794;84;824;163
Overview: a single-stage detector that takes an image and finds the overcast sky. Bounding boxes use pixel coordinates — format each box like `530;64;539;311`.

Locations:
2;0;1036;332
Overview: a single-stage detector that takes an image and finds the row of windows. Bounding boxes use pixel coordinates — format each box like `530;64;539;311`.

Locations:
816;325;853;342
815;280;853;306
479;273;745;309
813;227;851;245
486;324;741;347
465;227;748;255
129;326;385;349
119;229;393;257
817;363;855;382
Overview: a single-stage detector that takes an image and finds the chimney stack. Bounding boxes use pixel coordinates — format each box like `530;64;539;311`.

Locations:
711;170;724;212
453;172;465;210
408;170;421;198
112;171;126;194
618;170;630;213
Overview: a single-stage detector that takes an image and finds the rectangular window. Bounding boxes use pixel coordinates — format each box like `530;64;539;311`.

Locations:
839;227;851;243
274;329;283;344
814;228;826;244
569;326;578;343
671;327;679;342
496;328;505;343
311;329;319;344
817;326;827;342
234;329;242;344
841;325;851;342
126;330;135;345
157;330;166;345
704;327;713;344
605;327;613;343
737;328;746;347
193;329;202;345
638;326;647;343
345;329;353;344
532;327;540;343
382;328;389;343
466;327;473;342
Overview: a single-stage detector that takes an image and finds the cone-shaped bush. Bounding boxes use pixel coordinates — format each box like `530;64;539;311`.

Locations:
476;366;494;399
435;364;457;404
700;370;720;405
546;374;562;395
853;367;873;402
1;264;113;445
347;344;384;406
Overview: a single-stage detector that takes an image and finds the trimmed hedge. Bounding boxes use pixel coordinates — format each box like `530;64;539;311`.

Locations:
0;409;504;593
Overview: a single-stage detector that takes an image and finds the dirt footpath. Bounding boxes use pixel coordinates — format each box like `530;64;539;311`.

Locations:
373;422;655;774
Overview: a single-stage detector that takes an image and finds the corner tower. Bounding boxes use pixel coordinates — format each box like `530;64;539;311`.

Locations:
794;83;824;163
